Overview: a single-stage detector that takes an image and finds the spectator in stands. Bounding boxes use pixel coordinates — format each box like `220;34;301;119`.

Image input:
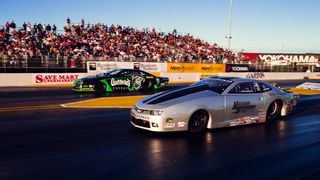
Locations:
9;20;16;31
0;18;237;64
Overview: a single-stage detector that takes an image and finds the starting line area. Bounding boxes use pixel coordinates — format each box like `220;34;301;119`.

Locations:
61;95;145;108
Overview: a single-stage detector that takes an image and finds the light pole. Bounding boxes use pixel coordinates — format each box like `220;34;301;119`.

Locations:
226;0;233;50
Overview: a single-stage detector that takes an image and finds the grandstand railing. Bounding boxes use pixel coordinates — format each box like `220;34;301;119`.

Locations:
0;55;318;73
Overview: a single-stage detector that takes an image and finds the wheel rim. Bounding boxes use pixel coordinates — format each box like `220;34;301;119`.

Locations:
190;111;208;130
269;102;278;116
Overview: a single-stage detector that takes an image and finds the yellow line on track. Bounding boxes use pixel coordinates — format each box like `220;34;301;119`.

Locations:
62;95;145;108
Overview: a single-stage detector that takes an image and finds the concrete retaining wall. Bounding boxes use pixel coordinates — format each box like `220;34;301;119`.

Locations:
0;72;319;87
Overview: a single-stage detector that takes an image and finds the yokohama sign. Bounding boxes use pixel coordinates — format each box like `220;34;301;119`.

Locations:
242;53;320;65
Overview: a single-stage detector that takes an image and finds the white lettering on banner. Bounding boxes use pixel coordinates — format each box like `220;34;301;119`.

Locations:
110;78;131;87
232;67;249;71
259;55;319;64
35;75;79;83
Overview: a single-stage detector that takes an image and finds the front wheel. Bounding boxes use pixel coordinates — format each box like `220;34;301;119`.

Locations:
188;110;209;133
94;82;106;95
267;100;282;121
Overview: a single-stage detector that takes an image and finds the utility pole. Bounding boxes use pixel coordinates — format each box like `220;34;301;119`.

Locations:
226;0;233;50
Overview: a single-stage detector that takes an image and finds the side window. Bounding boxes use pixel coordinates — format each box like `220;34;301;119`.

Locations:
259;83;272;92
229;82;256;94
253;82;261;93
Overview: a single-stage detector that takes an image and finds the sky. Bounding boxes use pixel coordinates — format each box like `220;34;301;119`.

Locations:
1;0;320;53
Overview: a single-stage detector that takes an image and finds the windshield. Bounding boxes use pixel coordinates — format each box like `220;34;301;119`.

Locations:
192;78;234;94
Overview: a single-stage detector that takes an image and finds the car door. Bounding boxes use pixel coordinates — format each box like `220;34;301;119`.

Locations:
129;70;146;91
224;82;265;125
110;70;132;91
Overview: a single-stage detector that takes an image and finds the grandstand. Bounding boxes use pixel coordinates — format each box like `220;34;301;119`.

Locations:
1;19;319;73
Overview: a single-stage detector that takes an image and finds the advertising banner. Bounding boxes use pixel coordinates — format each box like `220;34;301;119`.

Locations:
198;64;226;73
87;61;167;76
226;64;250;72
242;53;320;65
32;73;86;86
167;63;225;73
270;60;288;66
132;62;167;72
87;61;132;73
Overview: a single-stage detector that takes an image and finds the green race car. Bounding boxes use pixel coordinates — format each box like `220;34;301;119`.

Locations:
73;69;169;94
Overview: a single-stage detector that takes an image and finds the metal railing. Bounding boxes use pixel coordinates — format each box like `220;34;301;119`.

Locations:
0;55;86;73
0;55;319;73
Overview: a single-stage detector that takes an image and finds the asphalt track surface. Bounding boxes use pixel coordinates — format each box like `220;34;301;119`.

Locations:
1;80;320;179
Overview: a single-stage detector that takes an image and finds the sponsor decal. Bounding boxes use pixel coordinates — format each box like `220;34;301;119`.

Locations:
167;63;226;73
246;72;265;79
243;53;320;65
35;74;79;84
232;101;256;114
96;62;120;71
134;114;150;120
140;63;159;71
230;121;237;126
200;64;226;73
131;75;145;90
258;112;266;123
243;117;252;124
127;75;145;91
177;122;187;128
236;118;245;125
110;78;131;87
226;64;249;72
231;116;260;126
164;123;175;129
166;118;174;123
259;54;318;64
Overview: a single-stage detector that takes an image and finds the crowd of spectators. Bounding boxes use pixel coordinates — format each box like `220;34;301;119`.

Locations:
0;18;238;65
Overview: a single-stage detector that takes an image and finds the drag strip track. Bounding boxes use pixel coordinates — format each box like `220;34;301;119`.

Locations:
1;81;320;179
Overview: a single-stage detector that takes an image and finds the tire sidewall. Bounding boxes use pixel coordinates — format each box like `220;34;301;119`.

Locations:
267;101;282;121
188;110;209;133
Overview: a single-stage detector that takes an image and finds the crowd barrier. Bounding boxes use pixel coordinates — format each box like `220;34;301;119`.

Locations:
1;72;320;87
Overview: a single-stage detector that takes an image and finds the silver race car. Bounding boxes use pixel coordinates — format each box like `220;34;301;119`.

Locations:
130;77;299;132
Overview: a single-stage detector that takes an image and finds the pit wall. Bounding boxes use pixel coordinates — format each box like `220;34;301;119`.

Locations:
0;72;320;87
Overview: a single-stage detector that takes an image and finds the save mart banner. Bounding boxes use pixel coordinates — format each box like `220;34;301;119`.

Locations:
167;63;226;73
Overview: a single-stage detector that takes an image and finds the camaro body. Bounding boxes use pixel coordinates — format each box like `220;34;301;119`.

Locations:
130;77;298;132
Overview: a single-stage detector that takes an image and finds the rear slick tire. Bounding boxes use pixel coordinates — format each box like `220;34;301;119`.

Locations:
267;100;282;121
